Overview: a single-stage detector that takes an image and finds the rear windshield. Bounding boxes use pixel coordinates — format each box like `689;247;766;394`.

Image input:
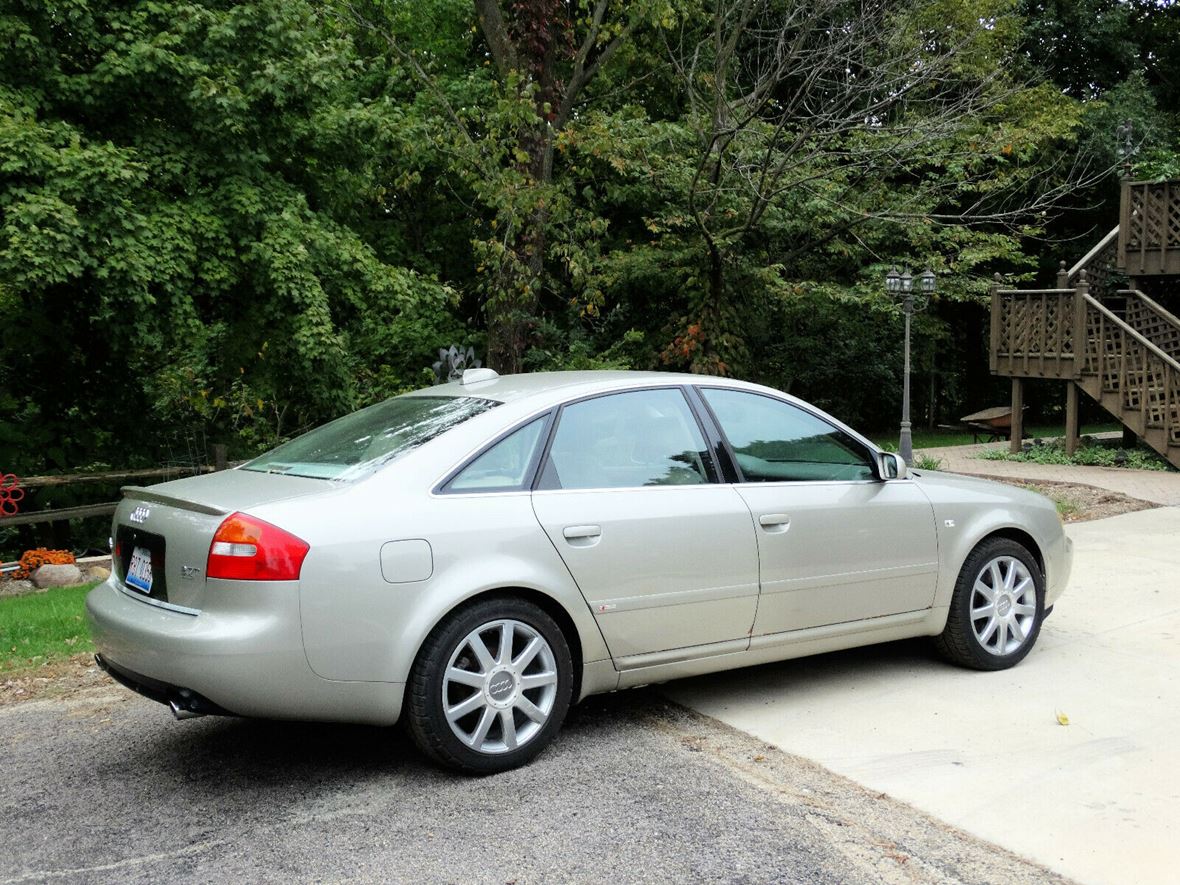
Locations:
242;395;499;481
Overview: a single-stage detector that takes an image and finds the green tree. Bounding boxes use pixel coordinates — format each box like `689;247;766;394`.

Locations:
0;0;460;471
347;0;673;373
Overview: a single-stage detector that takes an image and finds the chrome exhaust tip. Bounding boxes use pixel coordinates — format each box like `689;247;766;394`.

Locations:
169;699;205;720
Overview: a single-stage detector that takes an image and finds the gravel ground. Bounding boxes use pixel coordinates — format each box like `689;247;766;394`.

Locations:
971;476;1156;522
0;681;1071;885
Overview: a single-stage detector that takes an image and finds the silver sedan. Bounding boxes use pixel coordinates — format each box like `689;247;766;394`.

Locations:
87;370;1071;772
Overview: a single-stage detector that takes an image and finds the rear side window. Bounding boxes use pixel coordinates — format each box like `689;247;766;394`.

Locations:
539;389;712;490
243;395;499;481
701;388;873;482
445;417;548;492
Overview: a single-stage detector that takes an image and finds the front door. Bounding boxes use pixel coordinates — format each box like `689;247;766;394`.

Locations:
530;388;760;661
698;387;939;635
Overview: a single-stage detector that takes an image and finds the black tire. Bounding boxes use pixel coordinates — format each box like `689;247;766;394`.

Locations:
405;596;574;774
934;537;1045;671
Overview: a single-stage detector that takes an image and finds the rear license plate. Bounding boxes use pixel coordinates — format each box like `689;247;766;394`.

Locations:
126;546;154;593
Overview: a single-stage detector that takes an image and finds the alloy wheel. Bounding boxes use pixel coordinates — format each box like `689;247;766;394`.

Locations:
442;618;559;754
970;555;1038;656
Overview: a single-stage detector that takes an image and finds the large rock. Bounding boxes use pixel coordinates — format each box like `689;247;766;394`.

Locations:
31;563;84;588
84;566;111;583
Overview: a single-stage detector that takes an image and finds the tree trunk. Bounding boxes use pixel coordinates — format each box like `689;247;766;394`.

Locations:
473;0;632;373
485;124;554;374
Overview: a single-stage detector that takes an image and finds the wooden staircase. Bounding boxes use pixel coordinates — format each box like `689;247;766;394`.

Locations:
989;178;1180;470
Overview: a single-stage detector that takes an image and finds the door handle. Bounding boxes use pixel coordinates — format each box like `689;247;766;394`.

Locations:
758;513;791;532
562;524;602;540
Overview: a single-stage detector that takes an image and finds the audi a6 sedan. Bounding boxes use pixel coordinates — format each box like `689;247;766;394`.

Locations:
87;370;1071;772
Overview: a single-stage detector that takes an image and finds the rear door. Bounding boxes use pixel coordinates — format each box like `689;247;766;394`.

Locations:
697;387;939;635
530;387;760;662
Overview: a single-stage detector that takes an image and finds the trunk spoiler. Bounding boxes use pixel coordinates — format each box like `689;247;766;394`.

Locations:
121;486;229;516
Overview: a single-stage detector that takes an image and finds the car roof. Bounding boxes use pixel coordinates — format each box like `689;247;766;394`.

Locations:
410;370;768;406
402;369;881;463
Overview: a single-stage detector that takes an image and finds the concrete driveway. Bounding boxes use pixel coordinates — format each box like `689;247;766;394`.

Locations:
668;506;1180;885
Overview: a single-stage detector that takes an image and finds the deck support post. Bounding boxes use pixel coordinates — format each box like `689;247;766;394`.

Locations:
1065;382;1080;456
1009;378;1024;454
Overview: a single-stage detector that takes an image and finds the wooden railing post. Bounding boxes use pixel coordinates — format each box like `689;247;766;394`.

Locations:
989;272;1002;373
1118;179;1133;272
1056;260;1069;289
1065;382;1080;456
1009;378;1024;454
1073;270;1089;381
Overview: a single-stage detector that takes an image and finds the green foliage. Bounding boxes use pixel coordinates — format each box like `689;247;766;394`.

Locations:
2;0;1173;480
979;440;1172;471
0;0;464;470
911;454;946;471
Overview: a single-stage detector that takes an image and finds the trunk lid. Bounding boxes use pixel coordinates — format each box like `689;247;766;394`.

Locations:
112;469;329;609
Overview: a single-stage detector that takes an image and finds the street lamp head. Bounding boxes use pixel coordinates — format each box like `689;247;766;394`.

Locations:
885;267;901;293
899;269;913;293
917;268;937;294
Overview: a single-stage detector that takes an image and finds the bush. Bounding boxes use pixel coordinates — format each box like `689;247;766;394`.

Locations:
9;548;76;581
979;440;1171;471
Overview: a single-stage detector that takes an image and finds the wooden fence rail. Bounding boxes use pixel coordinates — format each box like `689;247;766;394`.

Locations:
17;465;215;490
0;502;122;528
0;455;225;529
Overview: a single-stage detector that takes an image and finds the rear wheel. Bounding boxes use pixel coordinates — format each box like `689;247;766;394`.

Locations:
405;597;573;774
934;537;1044;671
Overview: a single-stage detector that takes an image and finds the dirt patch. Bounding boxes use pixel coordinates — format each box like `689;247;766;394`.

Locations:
0;654;120;707
984;476;1158;522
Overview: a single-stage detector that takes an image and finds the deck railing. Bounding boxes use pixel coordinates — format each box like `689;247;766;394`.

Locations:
1081;294;1180;446
1066;225;1124;298
990;273;1180;458
1119;179;1180;275
1122;289;1180;364
989;286;1079;380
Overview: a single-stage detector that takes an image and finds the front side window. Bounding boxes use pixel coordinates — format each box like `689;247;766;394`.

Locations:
445;417;548;492
540;389;711;490
701;388;873;482
243;395;498;481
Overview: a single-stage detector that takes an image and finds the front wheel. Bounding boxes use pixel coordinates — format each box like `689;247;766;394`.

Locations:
934;538;1044;671
405;597;573;774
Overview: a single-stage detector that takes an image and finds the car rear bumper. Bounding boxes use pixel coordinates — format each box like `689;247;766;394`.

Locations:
95;653;236;717
86;575;404;725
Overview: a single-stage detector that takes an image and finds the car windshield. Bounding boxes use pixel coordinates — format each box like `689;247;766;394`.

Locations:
242;395;499;481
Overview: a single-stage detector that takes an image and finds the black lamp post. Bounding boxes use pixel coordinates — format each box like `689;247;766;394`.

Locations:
886;267;937;463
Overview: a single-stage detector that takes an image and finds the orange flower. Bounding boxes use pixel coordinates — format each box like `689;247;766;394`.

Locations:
10;548;75;580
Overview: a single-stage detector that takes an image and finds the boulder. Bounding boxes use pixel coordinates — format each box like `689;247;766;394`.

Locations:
84;566;111;582
0;579;37;598
31;563;84;589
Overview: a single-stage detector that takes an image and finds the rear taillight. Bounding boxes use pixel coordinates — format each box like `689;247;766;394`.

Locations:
206;512;309;581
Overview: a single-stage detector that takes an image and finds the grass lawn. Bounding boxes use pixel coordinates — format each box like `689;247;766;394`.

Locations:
0;582;99;673
870;422;1120;450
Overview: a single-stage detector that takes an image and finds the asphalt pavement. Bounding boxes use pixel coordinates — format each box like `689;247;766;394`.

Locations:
0;684;1066;884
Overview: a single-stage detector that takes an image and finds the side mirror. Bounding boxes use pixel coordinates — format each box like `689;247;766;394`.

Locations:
878;452;908;480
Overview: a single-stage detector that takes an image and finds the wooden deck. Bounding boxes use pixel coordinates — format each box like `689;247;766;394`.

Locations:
990;177;1180;469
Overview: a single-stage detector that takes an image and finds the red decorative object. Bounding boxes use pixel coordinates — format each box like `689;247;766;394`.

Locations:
0;473;23;516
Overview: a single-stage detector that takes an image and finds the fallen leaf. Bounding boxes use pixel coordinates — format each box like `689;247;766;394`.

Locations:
1056;710;1070;726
